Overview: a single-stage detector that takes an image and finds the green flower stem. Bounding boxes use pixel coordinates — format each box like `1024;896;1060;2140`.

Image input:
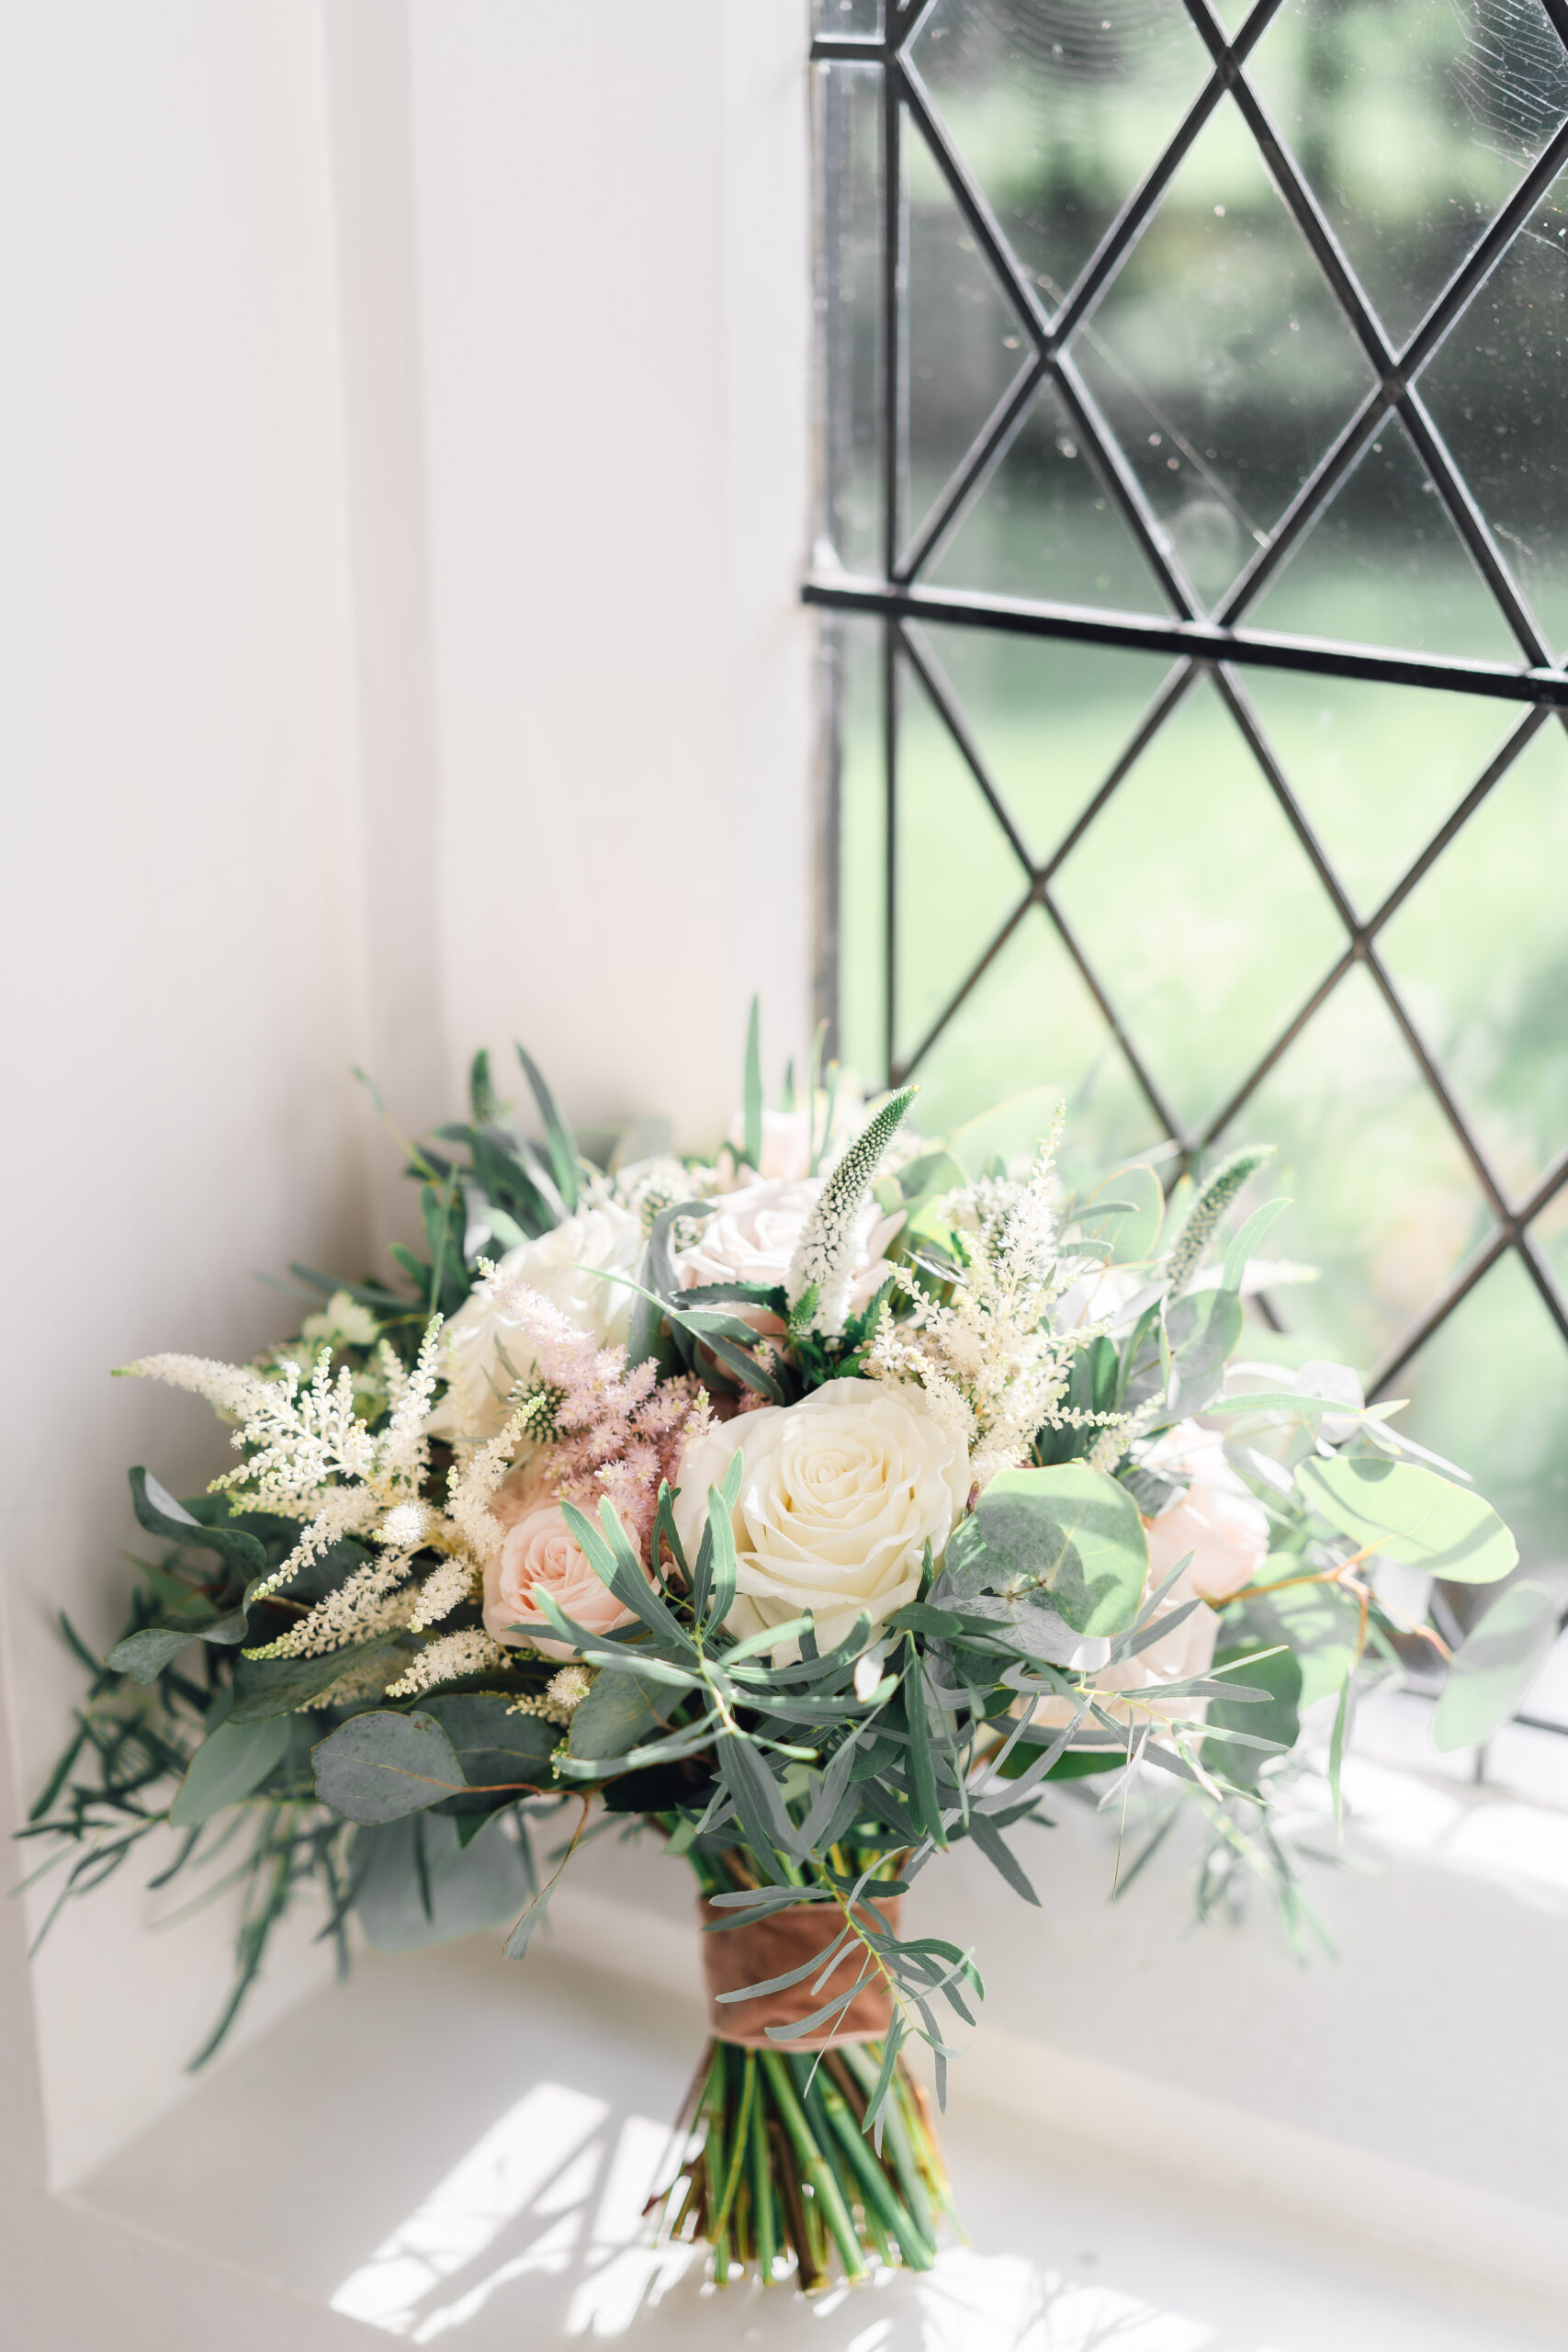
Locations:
710;2048;756;2245
767;2110;825;2288
749;2066;779;2282
802;2065;934;2271
841;2041;939;2247
759;2051;869;2285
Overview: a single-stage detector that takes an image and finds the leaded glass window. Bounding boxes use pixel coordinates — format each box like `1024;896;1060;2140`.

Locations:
808;0;1568;1721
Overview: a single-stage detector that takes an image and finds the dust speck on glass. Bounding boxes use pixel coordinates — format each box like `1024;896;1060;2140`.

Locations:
807;0;1568;1737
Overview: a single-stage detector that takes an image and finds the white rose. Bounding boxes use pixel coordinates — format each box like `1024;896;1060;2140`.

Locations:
1142;1421;1269;1604
426;1202;642;1442
673;1380;970;1656
672;1177;902;1328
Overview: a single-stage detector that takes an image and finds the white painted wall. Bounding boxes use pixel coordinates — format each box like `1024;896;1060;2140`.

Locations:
0;0;815;2276
408;0;813;1148
0;0;370;2193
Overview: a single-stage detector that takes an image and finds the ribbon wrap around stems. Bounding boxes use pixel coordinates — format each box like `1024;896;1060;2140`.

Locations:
699;1893;903;2050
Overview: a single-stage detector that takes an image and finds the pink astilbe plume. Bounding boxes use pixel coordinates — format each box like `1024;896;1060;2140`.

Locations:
485;1277;707;1557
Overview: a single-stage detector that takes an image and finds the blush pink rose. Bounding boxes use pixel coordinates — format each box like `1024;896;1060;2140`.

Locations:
1144;1431;1270;1607
482;1501;644;1661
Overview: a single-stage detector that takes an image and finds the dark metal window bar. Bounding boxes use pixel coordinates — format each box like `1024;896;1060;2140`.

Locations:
805;0;1568;1753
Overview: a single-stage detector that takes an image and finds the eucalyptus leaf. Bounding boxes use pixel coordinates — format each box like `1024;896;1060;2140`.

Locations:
943;1464;1148;1639
130;1467;268;1580
1080;1161;1164;1265
353;1812;533;1952
1296;1455;1517;1583
311;1708;466;1824
169;1717;290;1826
568;1672;669;1762
420;1693;560;1810
1433;1581;1559;1752
1202;1641;1302;1791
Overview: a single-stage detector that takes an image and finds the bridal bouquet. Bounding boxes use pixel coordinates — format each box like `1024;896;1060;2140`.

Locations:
27;1020;1542;2290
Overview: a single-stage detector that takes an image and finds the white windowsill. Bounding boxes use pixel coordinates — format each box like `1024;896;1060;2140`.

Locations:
72;1864;1567;2352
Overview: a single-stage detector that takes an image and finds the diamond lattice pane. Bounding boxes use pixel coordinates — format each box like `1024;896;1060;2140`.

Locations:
1242;411;1523;661
1217;963;1495;1372
1050;674;1346;1134
904;901;1166;1180
1376;718;1568;1203
924;371;1175;607
911;624;1179;866
895;656;1032;1069
837;615;887;1080
905;116;1035;557
1235;668;1516;919
1392;1248;1568;1576
1247;0;1568;351
1070;98;1381;608
1531;1185;1568;1360
906;0;1212;309
817;0;883;29
817;64;885;573
1417;162;1568;658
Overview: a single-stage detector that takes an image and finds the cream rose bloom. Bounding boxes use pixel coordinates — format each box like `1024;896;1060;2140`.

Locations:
427;1202;642;1442
482;1498;645;1661
673;1381;970;1655
1143;1422;1269;1605
672;1177;902;1329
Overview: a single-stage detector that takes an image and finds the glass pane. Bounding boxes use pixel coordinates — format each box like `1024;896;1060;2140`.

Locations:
1217;964;1494;1372
837;616;887;1083
1236;668;1515;917
1418;164;1568;659
894;659;1031;1069
816;0;883;29
905;115;1033;556
1532;1182;1568;1306
1242;412;1522;661
1247;0;1568;350
1377;718;1568;1203
906;902;1166;1182
1393;1249;1568;1577
1051;676;1347;1134
923;372;1173;609
907;0;1212;309
915;625;1179;866
1070;98;1380;608
816;63;883;572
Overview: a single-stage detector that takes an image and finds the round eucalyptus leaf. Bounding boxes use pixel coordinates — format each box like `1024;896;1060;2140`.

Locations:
946;1463;1148;1638
311;1708;465;1824
1433;1581;1560;1754
1295;1454;1517;1584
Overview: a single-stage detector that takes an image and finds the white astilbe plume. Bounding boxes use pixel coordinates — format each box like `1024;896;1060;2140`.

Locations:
867;1115;1122;1490
408;1555;479;1632
118;1352;276;1425
785;1084;917;1340
245;1548;422;1660
123;1319;445;1600
445;1400;533;1566
510;1663;594;1728
305;1649;405;1713
385;1628;512;1700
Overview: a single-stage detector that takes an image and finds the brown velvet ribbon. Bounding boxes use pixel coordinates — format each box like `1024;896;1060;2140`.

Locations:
699;1893;903;2050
